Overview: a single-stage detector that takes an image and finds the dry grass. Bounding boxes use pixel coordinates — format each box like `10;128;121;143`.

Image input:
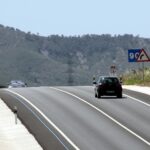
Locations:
123;68;150;86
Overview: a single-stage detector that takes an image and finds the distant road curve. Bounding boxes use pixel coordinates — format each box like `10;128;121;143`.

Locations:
0;86;150;150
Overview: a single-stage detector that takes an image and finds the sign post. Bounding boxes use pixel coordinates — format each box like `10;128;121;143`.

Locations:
110;65;116;76
128;48;150;84
142;62;144;82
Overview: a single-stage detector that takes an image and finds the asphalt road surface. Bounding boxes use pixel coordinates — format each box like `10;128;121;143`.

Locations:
0;86;150;150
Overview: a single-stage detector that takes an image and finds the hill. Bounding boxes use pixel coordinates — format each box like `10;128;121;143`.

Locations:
0;24;150;86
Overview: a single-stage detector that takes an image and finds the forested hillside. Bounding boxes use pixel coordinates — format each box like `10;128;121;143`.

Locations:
0;24;150;86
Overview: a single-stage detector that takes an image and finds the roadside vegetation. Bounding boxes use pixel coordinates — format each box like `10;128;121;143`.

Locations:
123;67;150;86
1;24;150;86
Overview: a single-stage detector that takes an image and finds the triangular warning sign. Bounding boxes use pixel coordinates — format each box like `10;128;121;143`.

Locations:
137;49;150;62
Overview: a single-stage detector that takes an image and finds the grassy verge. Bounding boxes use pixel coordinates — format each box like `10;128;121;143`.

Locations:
123;68;150;86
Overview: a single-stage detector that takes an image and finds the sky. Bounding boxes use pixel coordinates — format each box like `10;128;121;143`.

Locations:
0;0;150;38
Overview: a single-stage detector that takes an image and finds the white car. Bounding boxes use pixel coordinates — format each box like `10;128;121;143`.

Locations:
8;80;27;88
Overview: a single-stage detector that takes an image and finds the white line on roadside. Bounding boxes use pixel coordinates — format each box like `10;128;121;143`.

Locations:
5;89;80;150
50;87;150;146
123;94;150;107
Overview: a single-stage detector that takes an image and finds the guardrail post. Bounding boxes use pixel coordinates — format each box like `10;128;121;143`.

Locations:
13;106;18;124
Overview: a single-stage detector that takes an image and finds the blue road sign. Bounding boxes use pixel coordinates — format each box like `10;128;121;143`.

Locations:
128;49;141;62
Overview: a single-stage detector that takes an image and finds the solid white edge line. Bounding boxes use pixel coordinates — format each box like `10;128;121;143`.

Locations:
5;89;80;150
123;94;150;107
50;87;150;146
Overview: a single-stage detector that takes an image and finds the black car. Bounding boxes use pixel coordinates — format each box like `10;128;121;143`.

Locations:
93;76;122;98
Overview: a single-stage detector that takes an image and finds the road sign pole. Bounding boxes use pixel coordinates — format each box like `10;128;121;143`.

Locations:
142;62;145;85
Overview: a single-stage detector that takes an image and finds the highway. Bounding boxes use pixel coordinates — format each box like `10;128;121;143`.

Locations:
0;86;150;150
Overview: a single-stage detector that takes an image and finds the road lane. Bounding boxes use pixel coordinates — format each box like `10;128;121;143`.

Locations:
0;86;150;150
58;86;150;142
6;89;79;150
0;89;71;150
123;89;150;105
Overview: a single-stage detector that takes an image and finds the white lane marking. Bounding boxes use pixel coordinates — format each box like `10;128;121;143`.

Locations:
50;87;150;146
5;89;80;150
124;94;150;107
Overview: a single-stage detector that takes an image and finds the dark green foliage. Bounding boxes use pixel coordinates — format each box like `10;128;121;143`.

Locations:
0;25;150;86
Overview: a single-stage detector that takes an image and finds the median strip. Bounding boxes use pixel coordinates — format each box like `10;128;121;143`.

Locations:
0;98;43;150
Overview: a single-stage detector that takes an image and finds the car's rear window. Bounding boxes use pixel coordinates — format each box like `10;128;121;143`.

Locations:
103;77;119;84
